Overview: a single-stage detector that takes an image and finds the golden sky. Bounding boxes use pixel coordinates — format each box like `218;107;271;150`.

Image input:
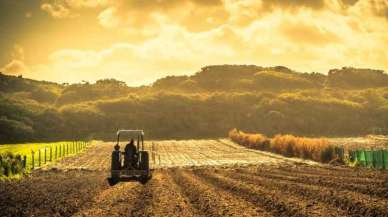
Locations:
0;0;387;86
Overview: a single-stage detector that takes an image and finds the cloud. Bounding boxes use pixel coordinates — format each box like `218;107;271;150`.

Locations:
19;0;388;85
341;0;360;6
11;44;25;60
1;45;29;75
280;21;341;45
1;60;29;75
339;0;387;19
28;8;388;85
261;0;326;11
366;0;388;19
97;0;229;35
65;0;110;8
41;3;78;19
40;0;109;18
28;25;237;85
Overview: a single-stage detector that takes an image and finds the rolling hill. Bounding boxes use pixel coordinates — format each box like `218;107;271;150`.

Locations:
0;65;387;142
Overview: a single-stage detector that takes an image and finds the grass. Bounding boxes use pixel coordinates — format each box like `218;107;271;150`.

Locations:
229;129;338;163
0;141;90;178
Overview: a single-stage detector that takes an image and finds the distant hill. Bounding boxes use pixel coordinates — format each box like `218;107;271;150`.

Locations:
0;65;387;143
153;65;388;91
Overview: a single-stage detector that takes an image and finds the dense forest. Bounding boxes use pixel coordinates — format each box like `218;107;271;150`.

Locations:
1;65;388;143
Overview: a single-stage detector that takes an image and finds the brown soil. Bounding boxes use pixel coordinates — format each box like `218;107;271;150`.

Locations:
0;140;387;217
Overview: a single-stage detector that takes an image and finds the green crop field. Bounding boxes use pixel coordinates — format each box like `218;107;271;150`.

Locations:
0;142;68;156
0;141;90;174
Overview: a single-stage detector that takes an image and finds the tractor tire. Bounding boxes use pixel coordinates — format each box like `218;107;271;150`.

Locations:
111;151;121;182
139;151;150;183
139;151;149;171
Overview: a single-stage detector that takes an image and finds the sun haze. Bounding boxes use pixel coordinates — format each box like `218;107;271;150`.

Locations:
0;0;387;86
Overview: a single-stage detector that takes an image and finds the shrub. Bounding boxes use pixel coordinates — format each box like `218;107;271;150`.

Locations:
229;128;270;150
229;129;337;163
0;152;25;177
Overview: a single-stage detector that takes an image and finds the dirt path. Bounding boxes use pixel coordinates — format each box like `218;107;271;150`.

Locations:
0;140;387;217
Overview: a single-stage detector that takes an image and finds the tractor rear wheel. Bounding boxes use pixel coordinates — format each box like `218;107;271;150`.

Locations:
139;151;150;183
111;151;121;182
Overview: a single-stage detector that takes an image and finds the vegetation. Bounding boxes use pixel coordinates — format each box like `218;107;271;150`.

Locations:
0;141;89;177
0;65;388;143
0;152;24;178
229;129;337;163
0;142;77;165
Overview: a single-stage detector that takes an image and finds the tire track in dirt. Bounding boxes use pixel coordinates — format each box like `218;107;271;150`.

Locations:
146;170;201;217
239;167;388;199
277;165;387;180
267;166;386;185
192;169;311;217
72;181;142;217
128;179;154;217
169;169;271;217
73;170;201;217
214;170;352;217
218;169;388;217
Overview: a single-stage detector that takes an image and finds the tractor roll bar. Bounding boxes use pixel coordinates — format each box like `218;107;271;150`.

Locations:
116;130;145;150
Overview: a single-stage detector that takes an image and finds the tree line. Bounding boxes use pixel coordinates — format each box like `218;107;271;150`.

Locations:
0;65;387;143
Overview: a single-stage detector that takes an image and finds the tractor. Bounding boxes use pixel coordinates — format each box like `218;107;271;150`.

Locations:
110;130;151;183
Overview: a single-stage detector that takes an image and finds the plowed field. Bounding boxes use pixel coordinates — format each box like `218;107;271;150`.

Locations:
1;140;387;217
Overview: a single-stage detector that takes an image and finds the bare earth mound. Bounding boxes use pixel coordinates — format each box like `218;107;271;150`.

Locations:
0;140;387;217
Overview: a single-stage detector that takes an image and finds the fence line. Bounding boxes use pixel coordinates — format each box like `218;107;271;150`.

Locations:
29;141;90;170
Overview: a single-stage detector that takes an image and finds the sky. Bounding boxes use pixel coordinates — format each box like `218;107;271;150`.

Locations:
0;0;387;86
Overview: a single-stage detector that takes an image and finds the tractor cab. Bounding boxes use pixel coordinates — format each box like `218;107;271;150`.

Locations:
111;130;151;183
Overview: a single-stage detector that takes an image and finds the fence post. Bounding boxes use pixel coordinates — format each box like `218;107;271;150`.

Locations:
44;148;47;164
38;150;41;167
67;143;69;156
23;156;27;169
55;146;57;159
50;147;52;162
152;143;155;163
31;150;35;169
